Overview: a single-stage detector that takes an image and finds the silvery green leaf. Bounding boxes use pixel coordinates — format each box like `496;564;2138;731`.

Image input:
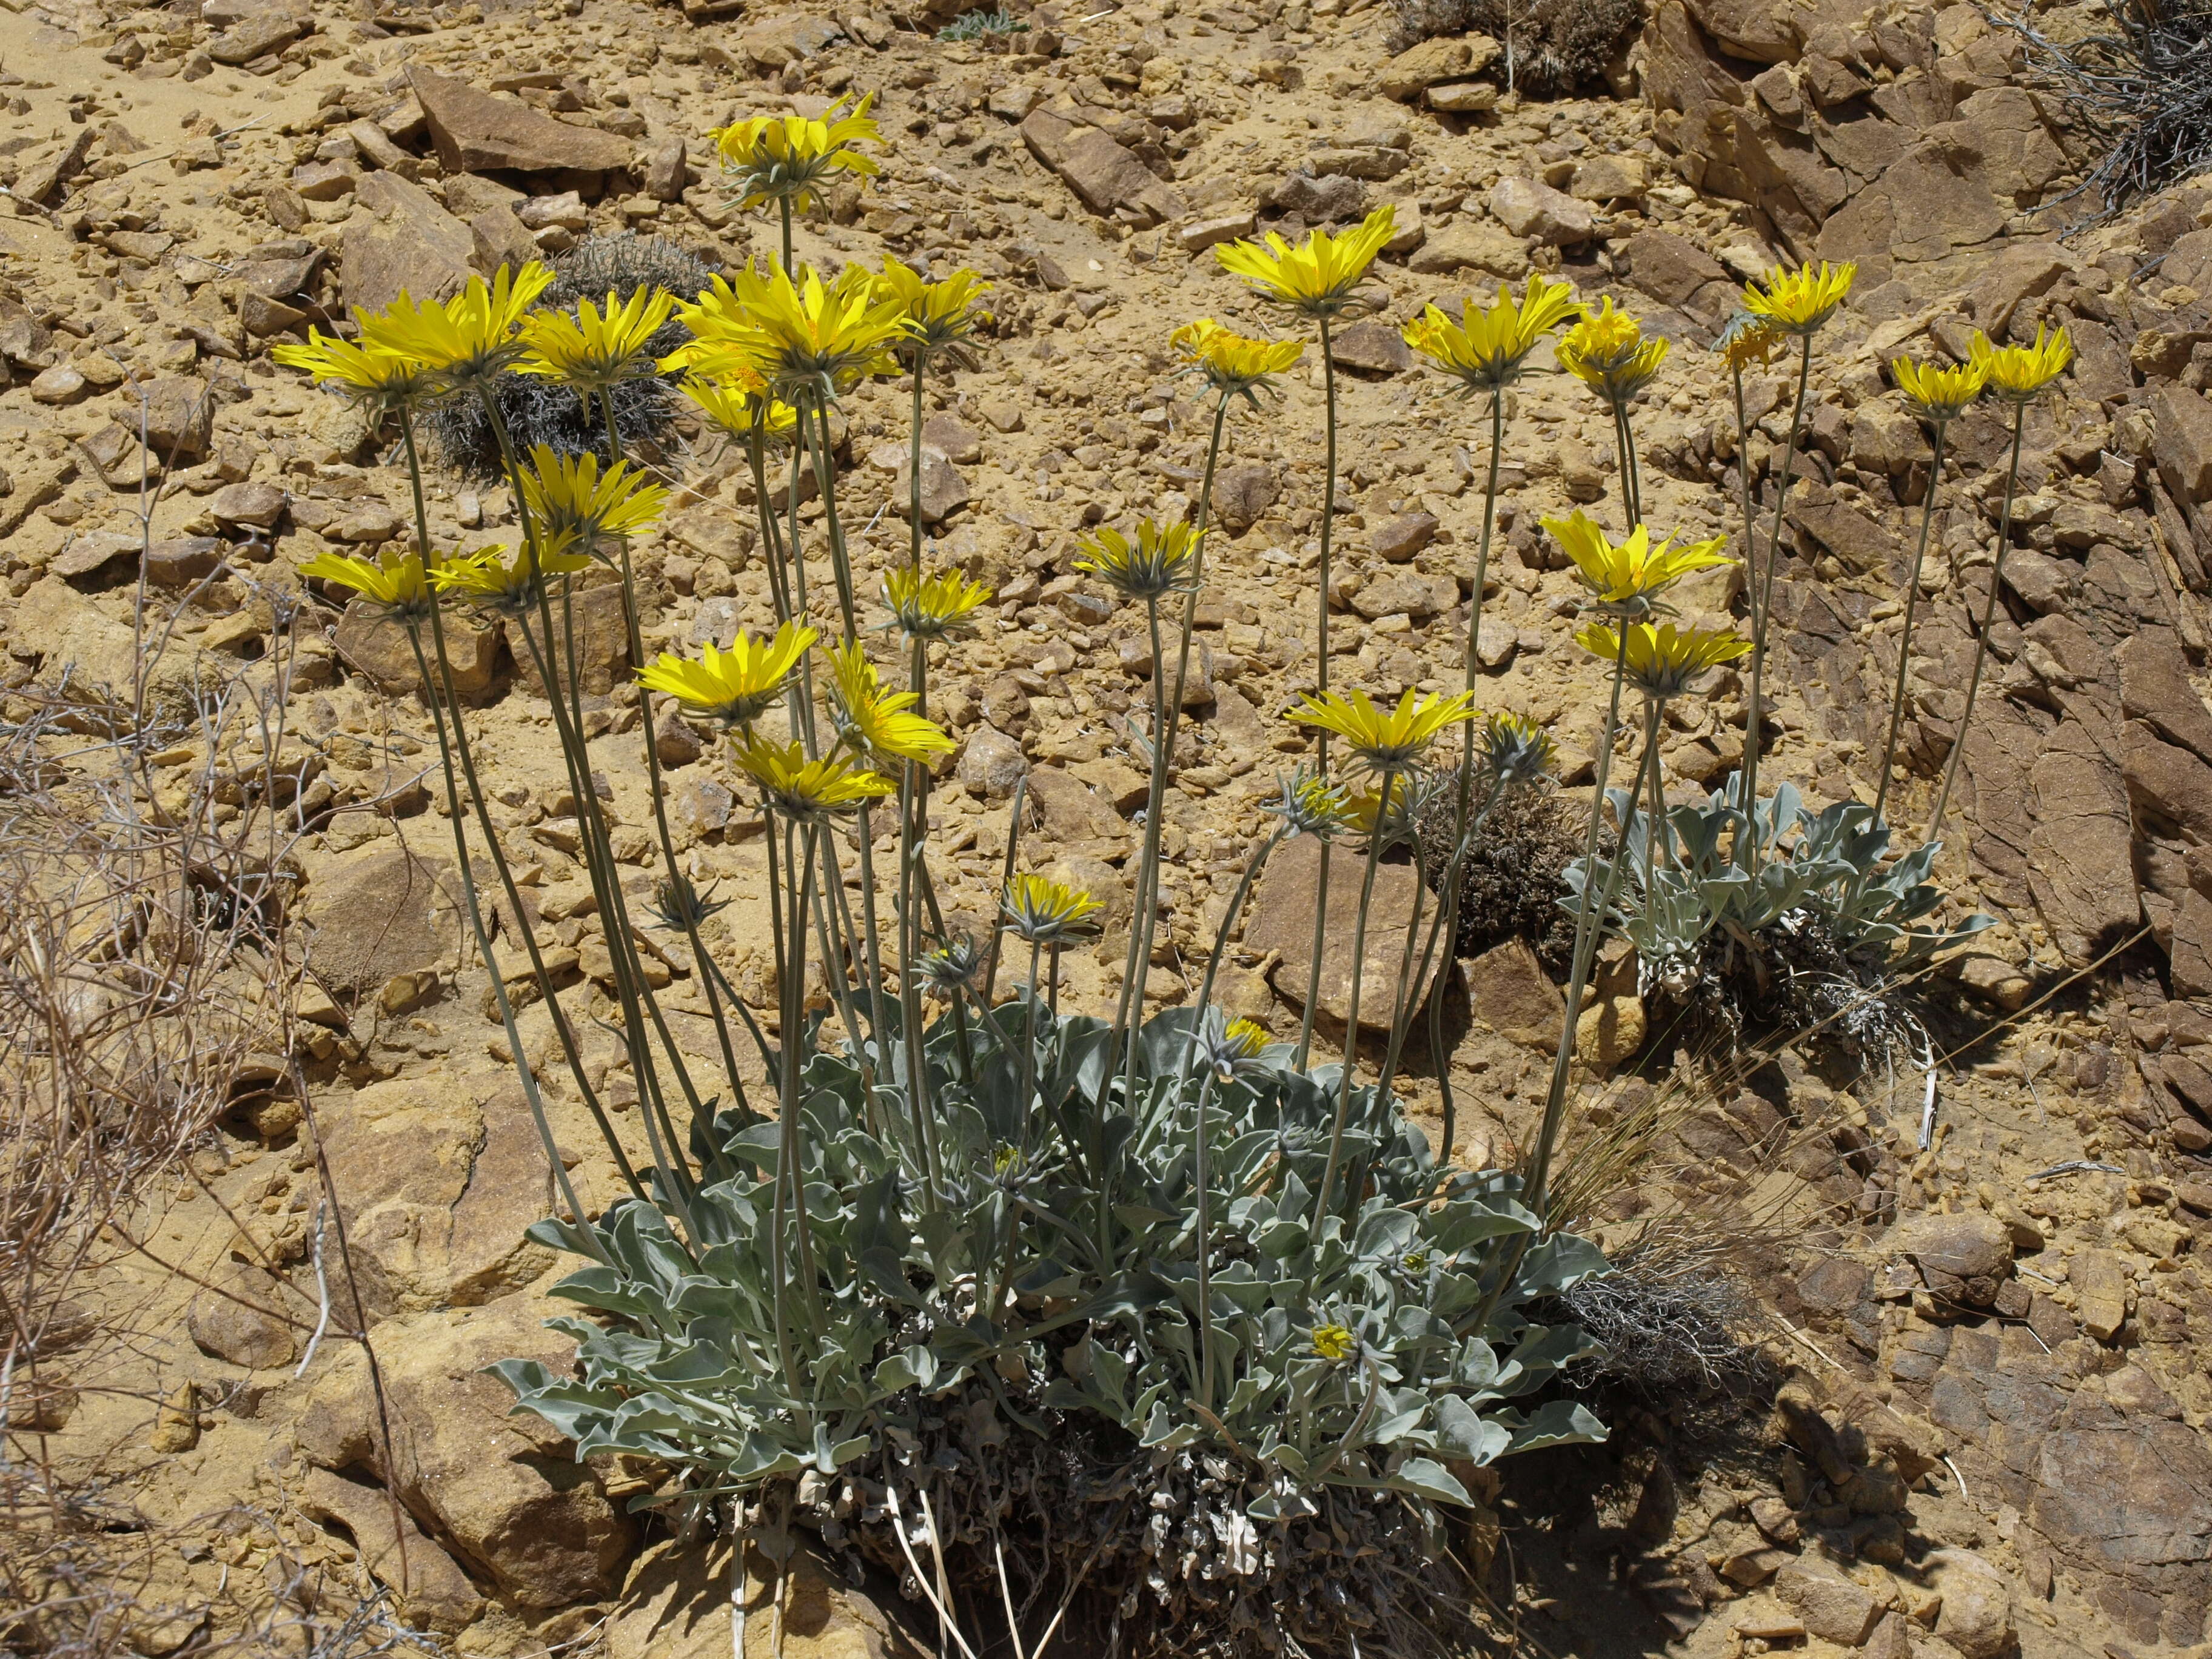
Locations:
1505;1398;1608;1453
1432;1394;1512;1465
1255;1218;1309;1258
1515;1233;1610;1298
1139;1401;1198;1450
1390;1456;1471;1505
1452;1337;1501;1390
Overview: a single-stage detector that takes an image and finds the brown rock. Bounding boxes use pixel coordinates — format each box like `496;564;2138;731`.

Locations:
187;1260;297;1370
296;1467;486;1634
1375;34;1498;101
608;1536;917;1659
1371;512;1438;562
1019;108;1184;228
408;67;635;176
210;480;287;530
1926;1549;2014;1659
343;170;477;318
893;448;971;525
1487;176;1594;245
1462;938;1563;1045
469;206;539;278
2070;1248;2131;1342
2123;720;2212;845
2030;1415;2212;1646
958;724;1027;799
142;378;213;463
1406;221;1530;279
1618;228;1735;316
511;583;628;698
644;136;688;203
1895;1210;2013;1282
2020;719;2140;967
1349;568;1455;620
207;10;306;64
1775;1563;1882;1646
1244;834;1444;1031
2153;385;2212;508
1327;318;1412;375
1965;240;2071;338
1023;765;1128;850
144;537;226;587
1212;461;1281;533
333;596;503;700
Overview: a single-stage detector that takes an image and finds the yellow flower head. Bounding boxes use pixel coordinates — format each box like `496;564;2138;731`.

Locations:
1546;511;1732;612
1215;206;1396;318
1715;312;1783;374
680;372;801;446
635;622;816;727
1074;518;1201;602
665;263;907;400
999;874;1104;945
519;444;668;551
1574;619;1751;699
1309;1322;1357;1362
1481;710;1557;787
1891;355;1989;424
1222;1017;1270;1059
729;734;895;820
874;255;991;361
1555;298;1669;407
1288;687;1480;775
270;327;432;406
712;95;882;213
1741;260;1856;337
1402;273;1581;394
516;286;677;391
1170;316;1305;405
1344;773;1419;843
883;566;993;638
1971;323;2073;406
426;536;591;615
358;262;556;383
298;548;434;620
827;639;955;763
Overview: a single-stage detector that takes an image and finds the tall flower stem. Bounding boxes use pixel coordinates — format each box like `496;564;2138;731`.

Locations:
1740;335;1815;872
1926;403;2026;843
1296;315;1341;1070
1114;593;1173;1096
1873;419;1949;827
1191;1065;1221;1410
1640;698;1666;894
1181;823;1290;1075
1314;763;1397;1224
1399;770;1507;1139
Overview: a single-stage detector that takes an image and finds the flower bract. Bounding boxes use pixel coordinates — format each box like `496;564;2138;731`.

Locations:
1074;518;1201;601
712;96;882;213
884;566;992;638
1891;355;1989;424
1555;298;1668;407
1970;323;2073;405
1715;311;1783;374
520;444;669;550
875;256;991;361
680;372;801;445
1000;874;1104;944
1215;206;1396;318
1261;767;1357;839
1481;711;1557;787
1170;317;1304;405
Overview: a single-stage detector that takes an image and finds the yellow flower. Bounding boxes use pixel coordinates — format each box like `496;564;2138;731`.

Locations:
270;327;431;405
1555;298;1669;407
664;263;907;400
999;874;1104;944
358;263;556;383
1344;773;1419;842
519;444;669;549
1715;312;1783;374
1741;260;1856;337
1309;1322;1357;1362
1074;518;1201;601
515;286;677;390
1215;206;1396;318
1401;273;1581;394
827;639;954;763
712;95;882;213
680;372;801;445
1222;1017;1270;1058
874;256;991;360
1574;619;1751;699
635;622;816;726
883;566;992;638
1288;687;1480;774
298;548;434;620
1480;711;1557;786
427;537;591;616
1891;355;1989;424
1170;316;1305;404
1546;511;1732;611
729;734;896;819
1971;323;2073;406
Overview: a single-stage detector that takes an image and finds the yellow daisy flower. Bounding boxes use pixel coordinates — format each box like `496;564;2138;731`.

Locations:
1309;1322;1357;1361
635;622;816;726
874;256;991;360
426;537;591;616
298;548;434;620
1260;766;1358;839
1074;518;1201;601
1970;323;2073;406
1401;273;1581;394
664;262;907;400
1287;687;1480;774
826;639;954;763
270;327;431;406
1573;619;1751;699
1215;206;1397;318
1222;1017;1270;1058
1891;355;1988;424
518;444;669;549
679;373;801;445
1170;316;1305;404
1741;260;1856;337
358;262;555;384
1715;312;1784;374
1480;711;1557;786
729;733;896;819
712;95;882;214
999;874;1104;944
883;566;992;638
1343;773;1420;842
1555;298;1669;408
1545;511;1732;611
515;286;677;391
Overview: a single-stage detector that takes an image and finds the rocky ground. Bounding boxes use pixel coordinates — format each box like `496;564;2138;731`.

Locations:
5;0;2212;1654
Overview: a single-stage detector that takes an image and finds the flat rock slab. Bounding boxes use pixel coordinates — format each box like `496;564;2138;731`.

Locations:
1244;833;1442;1031
409;66;635;176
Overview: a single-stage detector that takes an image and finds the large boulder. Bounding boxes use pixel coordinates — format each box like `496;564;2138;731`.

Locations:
1019;108;1184;228
1244;835;1444;1031
407;67;635;178
300;844;463;1006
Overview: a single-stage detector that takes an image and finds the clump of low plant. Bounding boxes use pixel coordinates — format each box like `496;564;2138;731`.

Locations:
1386;0;1642;95
937;6;1029;41
1415;769;1589;971
2005;0;2212;218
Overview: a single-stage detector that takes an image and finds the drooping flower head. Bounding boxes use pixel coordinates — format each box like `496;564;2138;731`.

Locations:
516;286;678;392
1309;1322;1358;1362
1574;619;1751;699
712;95;882;214
1741;260;1856;337
912;934;983;993
679;372;802;447
270;327;432;411
1215;206;1396;319
426;535;590;617
1074;518;1201;602
1480;711;1558;788
1401;273;1581;394
665;263;907;403
1289;687;1480;776
518;444;669;553
358;263;556;389
1196;1007;1271;1079
635;622;816;727
730;733;896;820
874;256;991;364
1546;511;1732;614
883;566;992;638
827;639;955;763
1344;771;1423;845
1891;355;1989;425
1170;317;1305;406
298;548;435;622
1555;298;1669;409
1715;311;1783;375
1971;323;2073;406
1000;874;1105;945
1261;765;1358;840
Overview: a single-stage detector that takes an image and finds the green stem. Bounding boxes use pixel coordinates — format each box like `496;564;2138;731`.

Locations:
1181;825;1288;1076
1297;314;1341;1071
1926;402;2026;843
1314;764;1396;1224
1874;418;1949;827
1741;334;1815;874
1114;594;1173;1096
1192;1065;1219;1410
